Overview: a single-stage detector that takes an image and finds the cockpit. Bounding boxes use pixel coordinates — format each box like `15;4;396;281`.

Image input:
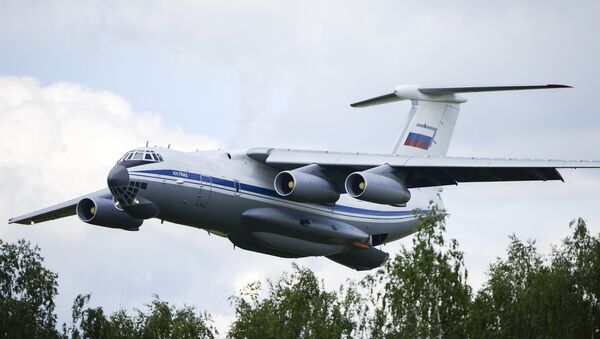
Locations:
118;149;164;164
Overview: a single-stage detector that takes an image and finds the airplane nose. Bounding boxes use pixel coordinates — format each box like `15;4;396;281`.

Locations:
107;165;129;187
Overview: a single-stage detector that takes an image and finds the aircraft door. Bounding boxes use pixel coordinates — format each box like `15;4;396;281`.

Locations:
233;180;241;197
196;175;212;207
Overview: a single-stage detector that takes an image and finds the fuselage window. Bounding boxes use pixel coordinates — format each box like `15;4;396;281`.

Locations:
157;154;164;162
126;153;134;160
151;153;158;161
144;153;153;160
132;152;143;160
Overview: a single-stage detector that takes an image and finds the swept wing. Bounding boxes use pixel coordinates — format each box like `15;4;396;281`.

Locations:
248;148;600;188
8;189;110;225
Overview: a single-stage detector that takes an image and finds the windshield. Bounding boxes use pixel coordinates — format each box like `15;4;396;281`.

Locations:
118;149;164;164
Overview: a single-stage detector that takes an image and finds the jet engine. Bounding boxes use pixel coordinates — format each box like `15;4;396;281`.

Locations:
345;165;411;205
76;197;143;231
274;165;339;204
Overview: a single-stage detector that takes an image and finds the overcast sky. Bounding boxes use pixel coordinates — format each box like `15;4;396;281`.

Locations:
1;0;600;334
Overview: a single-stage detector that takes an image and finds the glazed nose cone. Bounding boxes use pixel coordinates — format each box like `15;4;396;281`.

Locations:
107;165;130;187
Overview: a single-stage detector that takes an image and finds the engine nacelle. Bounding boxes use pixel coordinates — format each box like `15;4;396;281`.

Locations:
76;197;143;231
274;169;339;204
345;170;411;205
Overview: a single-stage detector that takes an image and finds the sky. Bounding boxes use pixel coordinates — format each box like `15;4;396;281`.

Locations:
1;0;600;334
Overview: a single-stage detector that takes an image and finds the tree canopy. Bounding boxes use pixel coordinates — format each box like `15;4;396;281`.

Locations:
63;294;217;339
469;218;600;338
2;206;599;338
0;239;60;339
228;264;361;339
364;204;472;338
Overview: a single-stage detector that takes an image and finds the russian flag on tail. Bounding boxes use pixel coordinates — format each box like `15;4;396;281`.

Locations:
404;132;433;150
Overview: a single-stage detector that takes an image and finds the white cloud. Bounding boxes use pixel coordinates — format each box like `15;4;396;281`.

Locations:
0;76;219;206
1;1;600;336
0;75;228;324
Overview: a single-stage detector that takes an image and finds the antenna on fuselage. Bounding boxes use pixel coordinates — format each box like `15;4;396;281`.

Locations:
168;144;171;149
145;140;149;147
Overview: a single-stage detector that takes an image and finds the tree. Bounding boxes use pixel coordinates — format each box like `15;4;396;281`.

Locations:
0;239;60;339
64;293;217;339
136;295;217;339
172;305;217;339
552;218;600;337
227;264;362;339
468;235;548;337
363;204;472;338
107;308;137;338
469;219;600;338
66;294;111;339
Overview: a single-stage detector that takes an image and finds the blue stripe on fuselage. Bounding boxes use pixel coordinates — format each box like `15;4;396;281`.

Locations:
130;169;420;217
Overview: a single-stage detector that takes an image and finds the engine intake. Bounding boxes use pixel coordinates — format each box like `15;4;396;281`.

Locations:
76;197;143;231
274;166;339;204
345;166;411;205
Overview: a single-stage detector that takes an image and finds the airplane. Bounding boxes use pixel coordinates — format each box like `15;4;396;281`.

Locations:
8;84;600;270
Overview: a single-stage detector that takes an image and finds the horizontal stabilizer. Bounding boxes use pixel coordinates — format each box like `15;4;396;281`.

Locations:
350;84;571;107
349;93;402;108
418;84;571;95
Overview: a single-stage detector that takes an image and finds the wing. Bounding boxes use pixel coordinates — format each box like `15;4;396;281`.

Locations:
248;148;600;188
8;188;111;225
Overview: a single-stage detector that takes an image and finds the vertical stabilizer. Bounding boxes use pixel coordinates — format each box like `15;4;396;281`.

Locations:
350;84;571;157
390;100;460;156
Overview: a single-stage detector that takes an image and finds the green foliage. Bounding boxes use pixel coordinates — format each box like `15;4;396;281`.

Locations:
0;239;60;339
469;218;600;338
108;309;137;338
364;203;472;338
63;294;217;339
227;263;361;339
559;218;600;334
2;208;600;338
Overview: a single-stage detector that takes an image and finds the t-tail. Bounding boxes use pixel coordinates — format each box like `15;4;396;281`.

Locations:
351;84;571;157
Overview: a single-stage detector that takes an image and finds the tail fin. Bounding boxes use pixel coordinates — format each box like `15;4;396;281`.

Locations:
351;84;571;156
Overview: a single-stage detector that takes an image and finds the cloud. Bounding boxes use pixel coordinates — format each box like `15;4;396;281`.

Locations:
49;0;599;155
0;75;219;204
1;1;600;336
2;1;599;153
0;75;231;327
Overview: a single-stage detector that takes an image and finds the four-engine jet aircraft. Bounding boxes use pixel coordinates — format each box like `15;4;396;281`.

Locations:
9;85;600;270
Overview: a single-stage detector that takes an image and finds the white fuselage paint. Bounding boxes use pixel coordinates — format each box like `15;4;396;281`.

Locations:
127;147;439;243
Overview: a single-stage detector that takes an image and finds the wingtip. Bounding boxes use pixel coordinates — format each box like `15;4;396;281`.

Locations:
547;84;573;88
8;218;31;225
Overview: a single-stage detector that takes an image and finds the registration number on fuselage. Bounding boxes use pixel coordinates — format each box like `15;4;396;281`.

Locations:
172;170;189;178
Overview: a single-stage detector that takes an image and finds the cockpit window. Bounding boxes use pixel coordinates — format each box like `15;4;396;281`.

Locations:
117;149;164;164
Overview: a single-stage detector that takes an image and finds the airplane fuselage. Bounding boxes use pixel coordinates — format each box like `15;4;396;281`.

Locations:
125;147;436;246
